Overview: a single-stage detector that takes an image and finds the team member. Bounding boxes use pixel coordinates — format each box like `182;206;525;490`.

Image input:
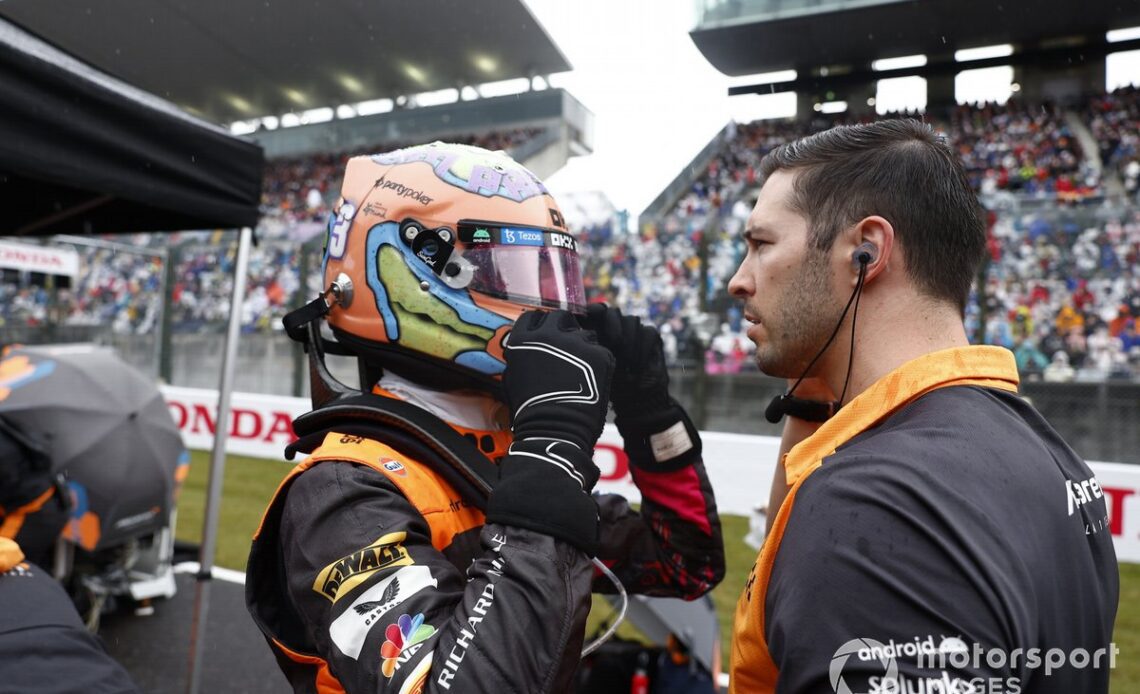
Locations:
727;120;1118;693
0;416;68;570
0;538;140;693
247;143;724;693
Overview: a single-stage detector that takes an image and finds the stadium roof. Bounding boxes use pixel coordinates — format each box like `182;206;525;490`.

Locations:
1;17;263;236
0;0;571;124
691;0;1140;75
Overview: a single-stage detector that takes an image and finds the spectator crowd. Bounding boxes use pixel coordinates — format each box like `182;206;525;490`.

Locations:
3;95;1139;380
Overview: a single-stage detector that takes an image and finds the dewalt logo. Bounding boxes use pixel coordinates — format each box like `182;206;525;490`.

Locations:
313;531;413;602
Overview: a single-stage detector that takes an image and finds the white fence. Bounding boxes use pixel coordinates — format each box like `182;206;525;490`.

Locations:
161;385;1140;564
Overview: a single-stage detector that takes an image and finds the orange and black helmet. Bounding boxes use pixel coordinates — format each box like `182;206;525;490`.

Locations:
321;142;585;393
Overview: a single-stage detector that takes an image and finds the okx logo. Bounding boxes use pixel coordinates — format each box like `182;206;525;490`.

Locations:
830;638;899;694
381;613;436;678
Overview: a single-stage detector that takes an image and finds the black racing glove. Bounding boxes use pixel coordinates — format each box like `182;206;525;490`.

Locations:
583;304;702;471
486;310;615;554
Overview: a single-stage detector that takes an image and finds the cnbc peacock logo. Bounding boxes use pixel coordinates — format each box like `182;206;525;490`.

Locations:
381;613;437;678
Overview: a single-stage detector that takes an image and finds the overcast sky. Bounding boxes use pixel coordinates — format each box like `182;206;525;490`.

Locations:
526;0;752;217
523;0;1140;219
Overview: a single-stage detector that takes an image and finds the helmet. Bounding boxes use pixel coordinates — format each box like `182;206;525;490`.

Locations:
320;142;585;394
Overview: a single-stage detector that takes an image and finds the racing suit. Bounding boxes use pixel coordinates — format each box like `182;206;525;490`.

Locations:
247;373;725;694
0;420;67;570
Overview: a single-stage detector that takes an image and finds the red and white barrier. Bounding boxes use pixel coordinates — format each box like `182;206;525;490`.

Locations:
160;385;1140;563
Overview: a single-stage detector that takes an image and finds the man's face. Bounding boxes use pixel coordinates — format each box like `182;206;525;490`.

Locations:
727;171;841;378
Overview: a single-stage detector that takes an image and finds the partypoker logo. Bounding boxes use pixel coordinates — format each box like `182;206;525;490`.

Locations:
313;532;413;602
0;355;55;402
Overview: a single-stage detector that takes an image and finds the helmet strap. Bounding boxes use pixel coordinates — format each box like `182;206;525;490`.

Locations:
282;290;363;409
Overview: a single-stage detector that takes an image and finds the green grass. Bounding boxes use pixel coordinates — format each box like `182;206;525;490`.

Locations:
177;451;1140;685
174;450;290;571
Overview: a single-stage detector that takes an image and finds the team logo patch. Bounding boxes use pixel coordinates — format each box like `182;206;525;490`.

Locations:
381;458;407;476
381;613;437;678
397;651;433;694
313;531;413;603
329;565;438;659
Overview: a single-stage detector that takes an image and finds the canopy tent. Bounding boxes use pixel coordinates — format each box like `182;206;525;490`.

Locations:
0;17;263;692
0;0;571;125
0;17;263;236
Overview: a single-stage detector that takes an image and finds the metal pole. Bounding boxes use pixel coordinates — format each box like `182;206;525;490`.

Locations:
186;227;253;694
292;239;315;397
154;247;170;380
691;211;717;429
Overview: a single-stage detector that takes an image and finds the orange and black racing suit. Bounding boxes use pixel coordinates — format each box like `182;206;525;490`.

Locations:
0;420;67;569
247;388;724;694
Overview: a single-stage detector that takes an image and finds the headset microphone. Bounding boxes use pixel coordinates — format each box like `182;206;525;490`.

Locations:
764;243;876;423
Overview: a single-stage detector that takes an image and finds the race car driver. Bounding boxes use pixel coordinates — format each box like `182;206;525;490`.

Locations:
246;142;725;694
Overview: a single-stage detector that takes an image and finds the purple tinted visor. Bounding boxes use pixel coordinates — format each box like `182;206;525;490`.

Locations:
457;221;587;314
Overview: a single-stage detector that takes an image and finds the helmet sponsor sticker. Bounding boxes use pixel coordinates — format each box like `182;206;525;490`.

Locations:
362;201;389;218
549;232;576;251
313;531;413;603
500;227;544;247
375;175;434;206
456;222;578;253
328;201;357;259
328;565;438;660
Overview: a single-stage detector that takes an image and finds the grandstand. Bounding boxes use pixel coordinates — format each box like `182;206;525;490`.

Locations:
1;4;1139;691
1;1;1138;414
0;0;596;390
591;1;1140;388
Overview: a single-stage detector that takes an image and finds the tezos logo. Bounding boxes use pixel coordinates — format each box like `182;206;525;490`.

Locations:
830;638;898;694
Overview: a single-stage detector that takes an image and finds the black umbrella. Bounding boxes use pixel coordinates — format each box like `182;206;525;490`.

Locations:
0;345;187;552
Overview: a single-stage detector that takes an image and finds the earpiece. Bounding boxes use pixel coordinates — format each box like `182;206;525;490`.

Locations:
768;240;876;424
852;242;877;271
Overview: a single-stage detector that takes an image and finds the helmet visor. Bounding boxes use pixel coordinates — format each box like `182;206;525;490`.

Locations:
457;221;586;314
